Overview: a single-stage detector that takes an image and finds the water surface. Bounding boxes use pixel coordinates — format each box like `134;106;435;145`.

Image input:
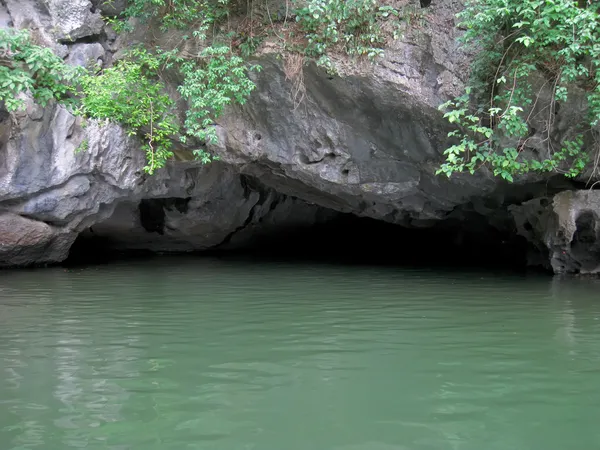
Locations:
1;258;600;449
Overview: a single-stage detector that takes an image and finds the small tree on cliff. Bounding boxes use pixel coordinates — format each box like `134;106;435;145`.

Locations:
439;0;600;182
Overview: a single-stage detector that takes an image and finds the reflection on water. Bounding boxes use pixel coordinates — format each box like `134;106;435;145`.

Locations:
1;257;600;449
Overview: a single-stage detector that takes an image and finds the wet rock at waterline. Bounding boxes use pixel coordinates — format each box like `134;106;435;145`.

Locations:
0;213;76;267
512;191;600;275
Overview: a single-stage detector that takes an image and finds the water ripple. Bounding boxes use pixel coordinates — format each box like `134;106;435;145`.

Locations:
1;258;600;449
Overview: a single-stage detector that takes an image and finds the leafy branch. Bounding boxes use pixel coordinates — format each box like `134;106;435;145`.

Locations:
0;29;81;111
439;0;599;181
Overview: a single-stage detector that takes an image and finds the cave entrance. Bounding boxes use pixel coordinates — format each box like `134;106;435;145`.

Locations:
67;204;529;270
220;214;529;269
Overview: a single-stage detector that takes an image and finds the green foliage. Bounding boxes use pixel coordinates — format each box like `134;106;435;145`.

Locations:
238;35;264;59
439;0;600;181
294;0;399;70
77;49;179;174
75;138;89;154
82;0;262;173
96;0;260;173
0;29;80;111
106;0;230;32
176;45;261;146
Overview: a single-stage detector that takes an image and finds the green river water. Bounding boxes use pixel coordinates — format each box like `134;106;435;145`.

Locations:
1;257;600;450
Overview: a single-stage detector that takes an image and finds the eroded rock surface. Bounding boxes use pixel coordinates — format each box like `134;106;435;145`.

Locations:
512;191;600;274
43;0;104;42
0;97;331;265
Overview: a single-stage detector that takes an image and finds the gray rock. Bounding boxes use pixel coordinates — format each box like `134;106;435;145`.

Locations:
4;0;69;57
512;191;600;274
211;55;494;224
0;1;13;29
83;173;337;253
43;0;104;42
66;43;105;67
0;95;333;265
0;213;76;267
92;0;127;16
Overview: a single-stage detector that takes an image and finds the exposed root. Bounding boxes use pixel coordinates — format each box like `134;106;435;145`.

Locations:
284;52;306;109
586;132;600;188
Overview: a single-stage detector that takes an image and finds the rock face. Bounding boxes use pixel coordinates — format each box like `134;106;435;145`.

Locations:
210;0;488;224
512;191;600;274
0;0;598;271
0;98;333;266
214;56;492;225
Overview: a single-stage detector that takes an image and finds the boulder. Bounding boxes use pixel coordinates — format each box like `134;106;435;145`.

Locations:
42;0;104;42
0;213;76;266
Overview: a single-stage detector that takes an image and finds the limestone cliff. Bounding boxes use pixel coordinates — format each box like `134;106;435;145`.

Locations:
0;0;598;273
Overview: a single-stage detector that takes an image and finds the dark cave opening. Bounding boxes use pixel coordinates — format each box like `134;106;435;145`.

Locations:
218;215;529;269
64;173;586;271
67;212;529;270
